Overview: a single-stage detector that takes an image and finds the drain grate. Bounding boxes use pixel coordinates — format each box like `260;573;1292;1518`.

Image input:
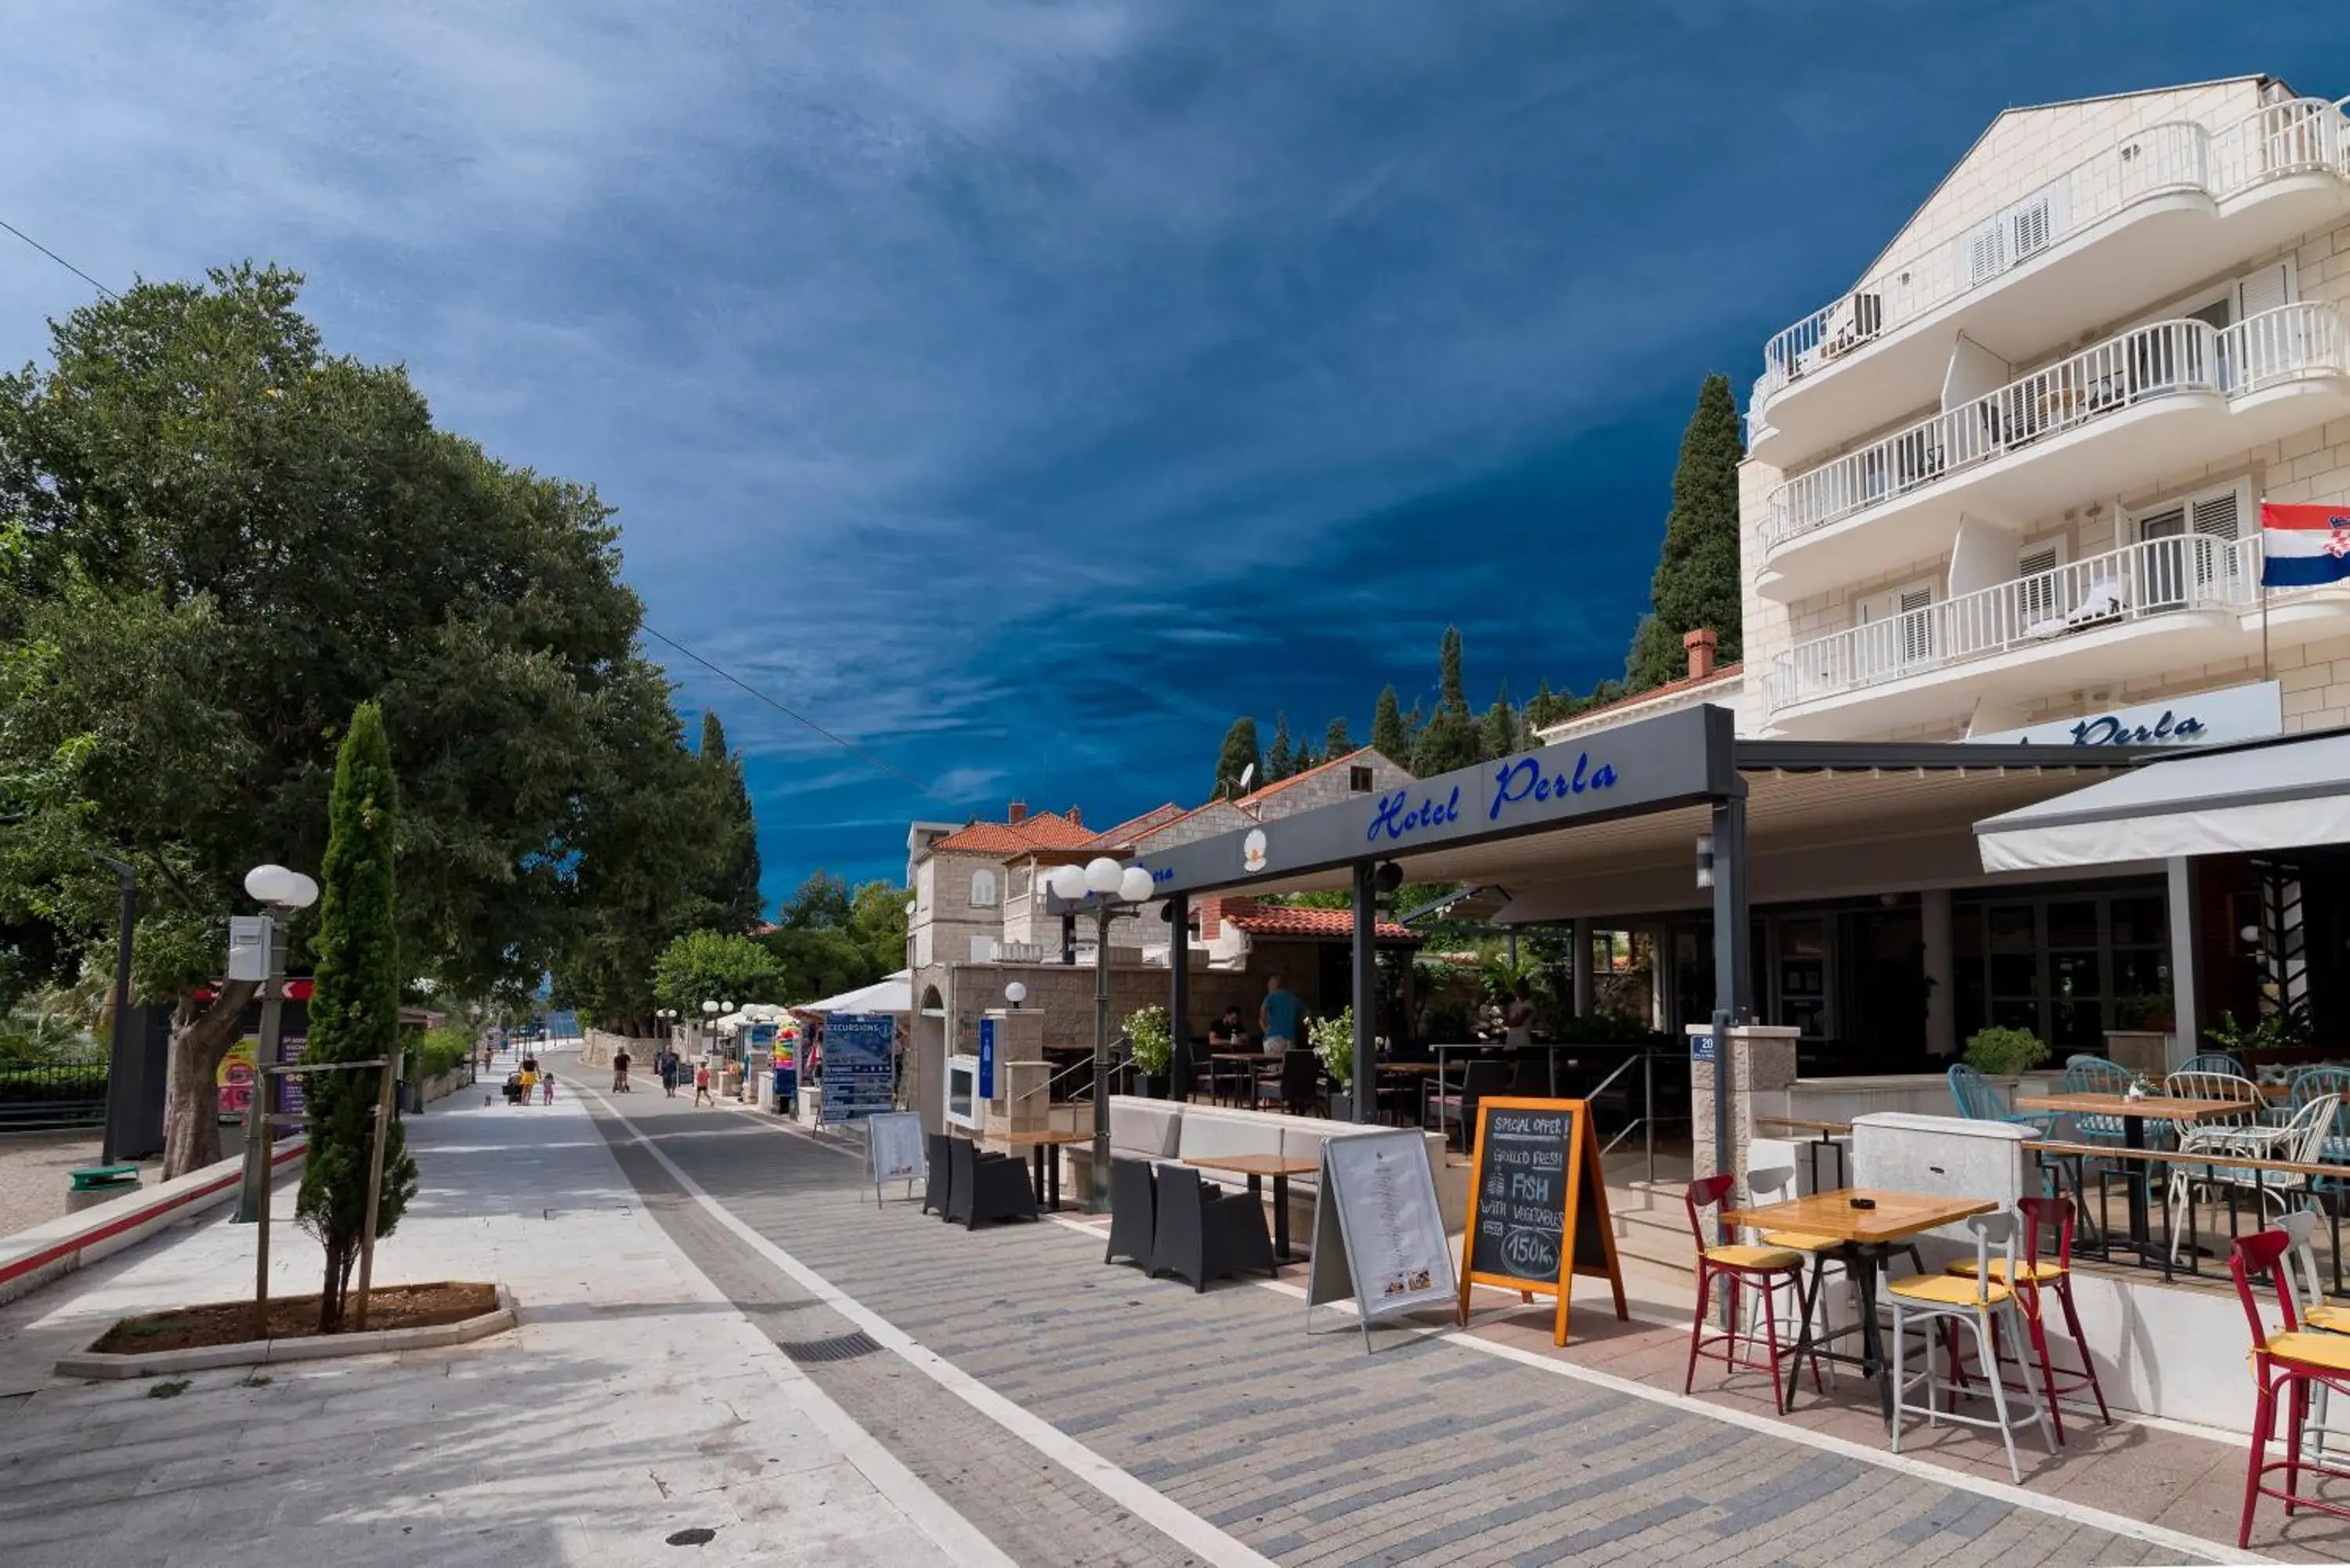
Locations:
776;1330;880;1364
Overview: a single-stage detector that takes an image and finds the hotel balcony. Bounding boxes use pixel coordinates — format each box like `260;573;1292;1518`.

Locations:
1748;96;2350;465
1762;535;2350;735
1755;302;2350;605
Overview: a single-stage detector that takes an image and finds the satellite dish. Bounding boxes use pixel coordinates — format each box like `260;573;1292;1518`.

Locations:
1236;763;1256;793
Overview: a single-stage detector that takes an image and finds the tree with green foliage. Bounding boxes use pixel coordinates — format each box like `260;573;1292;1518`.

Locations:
1266;713;1294;782
1410;627;1481;776
1524;678;1566;735
651;930;786;1015
1627;373;1745;690
1480;681;1519;761
1369;687;1406;762
1213;717;1262;797
755;869;907;1001
295;703;418;1333
1437;627;1469;717
698;712;765;930
1324;715;1354;758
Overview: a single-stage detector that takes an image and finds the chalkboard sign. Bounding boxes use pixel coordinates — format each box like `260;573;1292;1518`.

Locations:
1306;1129;1457;1351
1458;1097;1626;1346
820;1013;896;1125
866;1111;927;1203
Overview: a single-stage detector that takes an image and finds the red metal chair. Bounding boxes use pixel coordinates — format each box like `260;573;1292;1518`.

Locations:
2229;1229;2350;1547
1681;1174;1820;1414
1945;1193;2111;1443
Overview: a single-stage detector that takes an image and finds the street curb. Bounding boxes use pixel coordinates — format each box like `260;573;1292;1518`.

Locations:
0;1140;308;1308
53;1282;518;1378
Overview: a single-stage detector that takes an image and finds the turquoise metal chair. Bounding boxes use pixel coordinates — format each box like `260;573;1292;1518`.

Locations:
2180;1052;2247;1078
2290;1067;2350;1190
1948;1063;2058;1136
2061;1056;2131;1148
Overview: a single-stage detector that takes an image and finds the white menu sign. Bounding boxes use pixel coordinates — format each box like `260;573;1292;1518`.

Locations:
865;1111;927;1202
1307;1129;1457;1350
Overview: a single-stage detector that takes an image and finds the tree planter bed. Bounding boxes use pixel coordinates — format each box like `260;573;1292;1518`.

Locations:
57;1281;514;1378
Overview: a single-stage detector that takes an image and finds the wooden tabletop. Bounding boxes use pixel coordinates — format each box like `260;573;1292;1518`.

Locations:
986;1129;1094;1147
2013;1091;2254;1119
1209;1052;1274;1062
1375;1062;1444;1075
1721;1187;1998;1245
1185;1153;1318;1176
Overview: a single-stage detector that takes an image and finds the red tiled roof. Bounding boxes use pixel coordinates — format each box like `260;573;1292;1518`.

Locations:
928;811;1098;854
1537;665;1742;735
1220;900;1421;943
1090;802;1186;847
1237;746;1384;806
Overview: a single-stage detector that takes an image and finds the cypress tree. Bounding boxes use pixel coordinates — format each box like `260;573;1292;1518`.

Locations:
1627;373;1745;691
1324;715;1354;757
700;710;765;929
1266;712;1294;782
1437;627;1469;717
1480;680;1519;761
1213;717;1261;798
295;702;419;1333
1369;687;1406;761
1524;678;1564;735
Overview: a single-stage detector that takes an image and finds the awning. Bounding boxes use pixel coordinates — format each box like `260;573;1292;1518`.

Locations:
792;971;913;1016
1975;731;2350;872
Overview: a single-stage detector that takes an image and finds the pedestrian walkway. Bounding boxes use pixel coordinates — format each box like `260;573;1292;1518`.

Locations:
569;1075;2287;1566
0;1046;991;1567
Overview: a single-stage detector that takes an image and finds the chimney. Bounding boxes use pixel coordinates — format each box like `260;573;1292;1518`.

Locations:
1007;800;1028;823
1683;627;1719;682
1067;806;1083;827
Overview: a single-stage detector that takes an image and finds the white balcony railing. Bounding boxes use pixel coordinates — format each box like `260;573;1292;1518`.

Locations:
1762;535;2260;713
1753;96;2350;410
1762;302;2350;551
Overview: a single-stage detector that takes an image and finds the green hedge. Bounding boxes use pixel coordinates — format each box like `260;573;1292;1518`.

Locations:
416;1026;472;1082
0;1064;109;1102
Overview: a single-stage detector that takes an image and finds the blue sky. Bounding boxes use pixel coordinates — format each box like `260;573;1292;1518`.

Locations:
5;4;2347;907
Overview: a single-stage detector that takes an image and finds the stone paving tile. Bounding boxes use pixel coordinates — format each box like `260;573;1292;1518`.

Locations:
585;1087;2253;1567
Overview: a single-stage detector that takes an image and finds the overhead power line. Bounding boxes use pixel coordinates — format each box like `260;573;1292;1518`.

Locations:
639;625;949;800
0;217;118;300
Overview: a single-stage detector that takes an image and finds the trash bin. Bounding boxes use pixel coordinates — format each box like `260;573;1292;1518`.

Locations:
772;1066;797;1115
66;1165;142;1213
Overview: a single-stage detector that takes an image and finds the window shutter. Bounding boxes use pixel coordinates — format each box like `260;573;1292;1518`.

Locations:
2016;544;2064;623
2008;194;2054;261
2236;262;2290;321
2191;488;2241;540
1965;219;2008;285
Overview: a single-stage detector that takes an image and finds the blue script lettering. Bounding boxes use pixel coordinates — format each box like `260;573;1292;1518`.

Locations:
1367;786;1462;844
1489;751;1619;822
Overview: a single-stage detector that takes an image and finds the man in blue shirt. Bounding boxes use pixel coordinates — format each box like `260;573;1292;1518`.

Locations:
1259;974;1304;1053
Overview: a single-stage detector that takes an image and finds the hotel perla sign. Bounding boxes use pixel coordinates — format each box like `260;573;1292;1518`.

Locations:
1965;681;2283;750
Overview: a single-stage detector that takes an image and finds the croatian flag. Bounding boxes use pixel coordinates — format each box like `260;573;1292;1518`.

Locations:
2260;501;2350;588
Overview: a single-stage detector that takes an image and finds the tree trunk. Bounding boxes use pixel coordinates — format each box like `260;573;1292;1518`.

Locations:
161;981;261;1180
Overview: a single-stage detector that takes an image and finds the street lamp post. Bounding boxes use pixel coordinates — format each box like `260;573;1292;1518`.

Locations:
233;865;319;1239
1050;856;1159;1212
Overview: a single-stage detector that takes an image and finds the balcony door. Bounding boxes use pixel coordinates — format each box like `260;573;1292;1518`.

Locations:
1856;582;1936;683
2135;481;2246;609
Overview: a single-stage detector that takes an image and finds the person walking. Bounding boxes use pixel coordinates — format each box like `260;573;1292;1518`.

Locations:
692;1060;714;1107
1258;973;1303;1053
660;1049;680;1098
612;1046;632;1093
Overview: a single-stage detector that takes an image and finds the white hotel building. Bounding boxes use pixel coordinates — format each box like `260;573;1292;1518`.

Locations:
1537;77;2350;1070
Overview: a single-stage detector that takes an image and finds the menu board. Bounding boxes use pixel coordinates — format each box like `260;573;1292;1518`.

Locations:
1306;1129;1457;1351
1459;1097;1626;1346
866;1111;927;1201
819;1013;896;1124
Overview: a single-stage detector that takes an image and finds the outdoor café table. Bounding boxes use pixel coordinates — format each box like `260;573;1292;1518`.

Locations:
2012;1090;2254;1256
1720;1187;1998;1423
1184;1153;1316;1262
986;1129;1092;1211
1209;1052;1270;1106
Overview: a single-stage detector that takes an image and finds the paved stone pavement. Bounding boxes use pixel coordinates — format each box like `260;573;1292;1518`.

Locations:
0;1130;110;1241
0;1046;985;1567
571;1076;2270;1568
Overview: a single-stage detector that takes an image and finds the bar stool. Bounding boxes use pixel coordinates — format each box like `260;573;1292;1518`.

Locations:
1944;1194;2111;1442
1680;1174;1822;1414
2274;1211;2350;1473
1887;1211;2055;1483
1746;1166;1842;1390
2229;1229;2350;1546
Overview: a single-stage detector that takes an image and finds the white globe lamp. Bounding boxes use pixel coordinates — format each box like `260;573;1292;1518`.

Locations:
1004;981;1027;1008
244;864;300;906
1119;867;1155;904
1083;857;1123;895
1049;863;1087;901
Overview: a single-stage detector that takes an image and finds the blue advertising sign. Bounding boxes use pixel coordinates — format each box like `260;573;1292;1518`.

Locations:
978;1017;996;1100
821;1013;897;1125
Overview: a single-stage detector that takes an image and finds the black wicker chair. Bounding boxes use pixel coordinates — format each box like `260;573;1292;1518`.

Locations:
921;1133;953;1217
948;1136;1039;1228
1255;1048;1323;1116
1148;1165;1275;1291
1104;1158;1157;1269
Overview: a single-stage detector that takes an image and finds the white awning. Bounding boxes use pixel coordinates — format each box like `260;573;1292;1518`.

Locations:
793;971;913;1016
1975;732;2350;872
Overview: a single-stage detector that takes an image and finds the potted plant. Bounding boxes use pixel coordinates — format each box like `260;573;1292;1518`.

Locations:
1962;1024;2050;1080
1123;1005;1172;1098
2112;992;2176;1033
1310;1007;1354;1117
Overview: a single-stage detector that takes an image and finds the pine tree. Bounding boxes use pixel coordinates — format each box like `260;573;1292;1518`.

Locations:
1524;678;1566;735
1438;627;1469;717
1266;712;1294;782
1324;715;1354;757
1213;717;1261;798
1480;680;1519;761
700;710;765;929
1628;373;1745;690
1412;707;1482;777
1369;687;1405;761
295;702;419;1333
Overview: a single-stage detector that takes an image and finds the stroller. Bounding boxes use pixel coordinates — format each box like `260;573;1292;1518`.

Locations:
501;1071;526;1105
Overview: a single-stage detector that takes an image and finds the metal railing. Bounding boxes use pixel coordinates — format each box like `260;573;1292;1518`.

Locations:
1762;302;2350;551
0;1057;109;1132
1753;96;2350;411
1763;533;2260;711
